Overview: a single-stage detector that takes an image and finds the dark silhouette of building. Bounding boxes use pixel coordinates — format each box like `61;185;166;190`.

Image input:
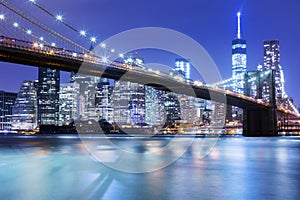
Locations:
0;91;17;131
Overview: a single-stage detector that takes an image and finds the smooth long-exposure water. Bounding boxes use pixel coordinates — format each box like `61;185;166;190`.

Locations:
0;135;299;200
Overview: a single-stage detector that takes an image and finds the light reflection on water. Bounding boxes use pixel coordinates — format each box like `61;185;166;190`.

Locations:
0;135;299;199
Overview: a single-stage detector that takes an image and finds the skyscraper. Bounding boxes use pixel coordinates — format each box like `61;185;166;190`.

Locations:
145;86;165;126
113;81;146;125
164;93;181;122
232;12;247;94
37;68;60;126
0;91;17;131
179;95;198;124
95;78;114;123
71;74;98;121
58;82;80;126
263;40;285;99
113;54;146;126
12;81;38;131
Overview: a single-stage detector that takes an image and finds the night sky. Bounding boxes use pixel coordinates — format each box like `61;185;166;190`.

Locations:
1;0;300;104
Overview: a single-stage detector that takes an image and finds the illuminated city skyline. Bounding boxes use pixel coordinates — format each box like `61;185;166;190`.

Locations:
0;0;299;104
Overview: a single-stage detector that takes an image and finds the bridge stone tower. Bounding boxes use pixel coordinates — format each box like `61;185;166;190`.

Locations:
243;70;277;136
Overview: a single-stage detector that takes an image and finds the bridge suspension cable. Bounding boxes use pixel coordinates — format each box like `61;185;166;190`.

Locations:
25;0;125;61
27;0;95;43
0;0;88;52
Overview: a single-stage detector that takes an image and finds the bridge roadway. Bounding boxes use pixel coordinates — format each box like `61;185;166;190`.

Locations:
0;36;298;136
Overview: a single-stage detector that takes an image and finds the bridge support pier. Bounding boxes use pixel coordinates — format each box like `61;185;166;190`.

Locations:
243;108;277;136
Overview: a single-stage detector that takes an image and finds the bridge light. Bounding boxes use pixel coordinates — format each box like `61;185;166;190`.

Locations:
110;49;115;53
56;14;63;22
119;53;124;58
28;0;36;4
90;37;96;43
33;42;39;48
51;42;56;47
39;43;44;48
101;56;109;63
39;37;44;41
0;14;5;20
100;43;106;48
72;52;77;57
79;30;86;36
26;29;32;35
13;22;19;27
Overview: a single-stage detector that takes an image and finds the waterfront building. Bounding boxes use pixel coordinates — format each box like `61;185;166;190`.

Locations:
263;40;285;100
95;78;114;123
58;83;80;126
164;93;181;122
232;12;247;94
37;68;60;126
0;91;17;131
72;73;100;121
113;81;145;125
179;95;198;124
145;86;165;125
211;102;226;126
112;53;146;126
12;81;38;131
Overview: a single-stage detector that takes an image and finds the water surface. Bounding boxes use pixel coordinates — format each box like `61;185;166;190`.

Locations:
0;135;299;200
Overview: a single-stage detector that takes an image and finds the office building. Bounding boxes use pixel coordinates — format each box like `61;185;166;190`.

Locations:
113;81;145;125
112;53;146;126
179;95;198;124
58;83;80;126
145;86;165;125
72;73;100;121
37;68;60;126
164;93;181;122
0;91;17;131
12;81;38;131
263;40;285;99
95;78;114;123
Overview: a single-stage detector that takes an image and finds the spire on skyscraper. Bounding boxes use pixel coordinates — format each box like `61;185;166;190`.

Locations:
237;12;241;39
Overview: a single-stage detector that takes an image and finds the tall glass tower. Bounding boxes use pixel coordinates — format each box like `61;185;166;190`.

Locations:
12;81;38;131
263;40;285;99
232;12;247;94
37;68;60;126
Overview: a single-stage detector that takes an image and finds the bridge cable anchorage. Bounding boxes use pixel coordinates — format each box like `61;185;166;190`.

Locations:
0;0;88;52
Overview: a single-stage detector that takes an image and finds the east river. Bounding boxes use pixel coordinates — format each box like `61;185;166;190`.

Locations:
0;134;299;200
